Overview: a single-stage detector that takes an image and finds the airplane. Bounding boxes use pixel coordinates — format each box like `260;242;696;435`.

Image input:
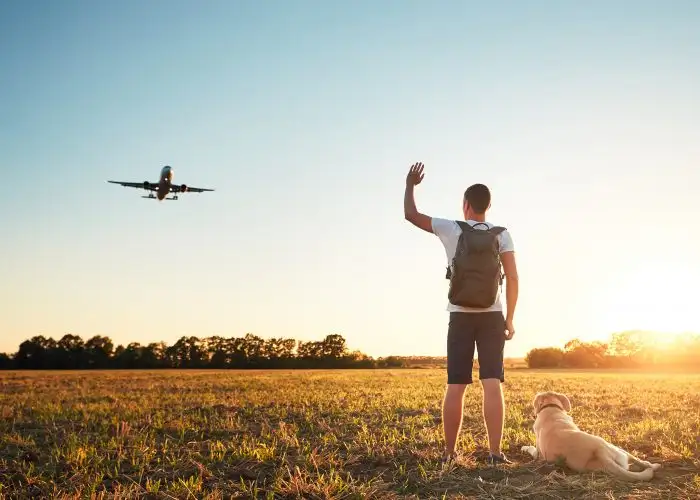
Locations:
107;165;214;200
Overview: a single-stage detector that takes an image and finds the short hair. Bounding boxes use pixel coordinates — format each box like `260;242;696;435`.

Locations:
463;183;491;214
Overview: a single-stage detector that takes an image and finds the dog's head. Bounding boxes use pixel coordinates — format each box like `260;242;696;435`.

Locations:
532;391;571;416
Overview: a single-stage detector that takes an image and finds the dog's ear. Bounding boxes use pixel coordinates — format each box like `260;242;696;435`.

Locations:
555;393;571;412
532;392;546;413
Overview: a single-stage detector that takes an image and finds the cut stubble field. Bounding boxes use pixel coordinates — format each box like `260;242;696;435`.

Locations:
1;369;698;499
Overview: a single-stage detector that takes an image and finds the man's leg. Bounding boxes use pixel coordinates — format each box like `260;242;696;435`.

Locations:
442;383;467;457
443;312;476;459
475;311;510;464
481;378;504;456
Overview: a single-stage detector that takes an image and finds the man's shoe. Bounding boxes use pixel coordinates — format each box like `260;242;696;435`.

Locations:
486;452;512;466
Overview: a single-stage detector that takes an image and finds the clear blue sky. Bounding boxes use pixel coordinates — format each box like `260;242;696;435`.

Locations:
1;0;699;358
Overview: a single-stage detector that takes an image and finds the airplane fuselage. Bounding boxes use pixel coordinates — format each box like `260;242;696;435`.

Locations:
156;165;174;200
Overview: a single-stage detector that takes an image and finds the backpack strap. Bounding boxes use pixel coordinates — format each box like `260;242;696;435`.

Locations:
456;221;507;235
455;220;471;232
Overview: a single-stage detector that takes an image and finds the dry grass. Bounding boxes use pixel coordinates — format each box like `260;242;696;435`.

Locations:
0;369;698;499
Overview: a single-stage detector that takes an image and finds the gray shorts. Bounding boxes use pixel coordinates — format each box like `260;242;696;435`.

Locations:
446;311;506;384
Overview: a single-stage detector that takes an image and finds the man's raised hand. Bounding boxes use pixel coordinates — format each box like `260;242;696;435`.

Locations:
403;161;432;233
406;162;425;186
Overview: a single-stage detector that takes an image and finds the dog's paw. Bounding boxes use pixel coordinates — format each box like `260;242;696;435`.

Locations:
651;463;662;471
521;445;538;458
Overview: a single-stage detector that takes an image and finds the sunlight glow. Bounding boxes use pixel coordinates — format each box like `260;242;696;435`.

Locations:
591;261;697;345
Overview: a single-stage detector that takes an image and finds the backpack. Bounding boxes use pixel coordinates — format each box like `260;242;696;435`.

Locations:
445;221;506;308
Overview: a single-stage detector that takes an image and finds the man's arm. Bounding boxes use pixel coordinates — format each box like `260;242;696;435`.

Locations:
404;183;433;233
404;162;433;233
501;250;519;324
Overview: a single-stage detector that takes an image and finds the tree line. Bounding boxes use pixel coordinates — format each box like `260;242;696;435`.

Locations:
524;330;700;370
0;333;408;370
2;329;697;371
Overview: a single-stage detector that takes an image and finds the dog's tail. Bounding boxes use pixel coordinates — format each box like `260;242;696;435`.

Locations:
598;449;655;481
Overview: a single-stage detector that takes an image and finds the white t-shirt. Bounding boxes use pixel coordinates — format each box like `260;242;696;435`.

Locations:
431;217;515;313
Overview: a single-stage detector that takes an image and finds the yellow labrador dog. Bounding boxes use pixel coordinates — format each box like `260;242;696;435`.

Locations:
521;391;661;481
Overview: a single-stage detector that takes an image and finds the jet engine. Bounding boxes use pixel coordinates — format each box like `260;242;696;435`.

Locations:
143;181;150;189
180;184;188;193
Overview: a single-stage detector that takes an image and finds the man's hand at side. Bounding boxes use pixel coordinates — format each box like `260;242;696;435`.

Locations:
505;318;515;341
404;162;433;233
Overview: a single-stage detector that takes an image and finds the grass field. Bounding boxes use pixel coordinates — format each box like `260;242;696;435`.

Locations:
1;369;698;499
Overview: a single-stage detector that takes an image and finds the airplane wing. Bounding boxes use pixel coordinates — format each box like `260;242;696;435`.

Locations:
171;185;215;193
107;181;158;191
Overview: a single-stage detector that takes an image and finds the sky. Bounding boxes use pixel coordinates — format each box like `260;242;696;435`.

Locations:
1;0;699;359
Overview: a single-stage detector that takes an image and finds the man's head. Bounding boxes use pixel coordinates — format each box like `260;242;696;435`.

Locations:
462;183;491;220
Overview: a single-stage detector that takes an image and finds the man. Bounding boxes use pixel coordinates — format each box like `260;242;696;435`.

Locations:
403;161;519;466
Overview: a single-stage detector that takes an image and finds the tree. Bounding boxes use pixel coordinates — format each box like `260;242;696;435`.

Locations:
241;333;266;366
320;334;348;359
141;342;169;368
114;342;144;369
525;347;564;368
297;340;323;361
85;335;114;368
206;336;229;368
56;334;86;369
167;336;208;368
14;335;57;369
0;353;14;369
562;340;609;368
